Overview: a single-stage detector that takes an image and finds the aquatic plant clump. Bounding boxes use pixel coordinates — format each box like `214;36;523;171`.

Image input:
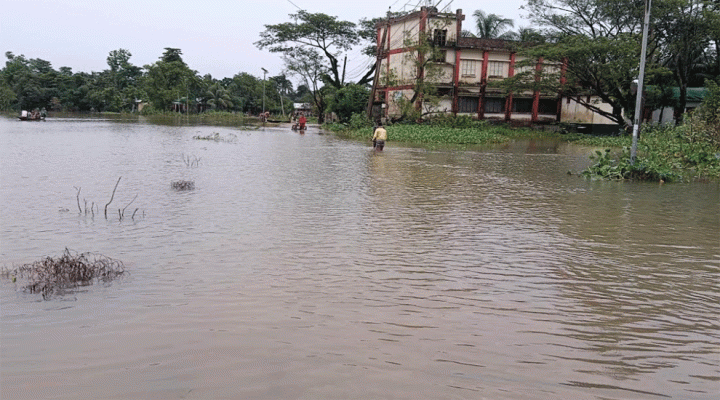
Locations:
1;249;125;299
192;132;238;142
171;180;195;190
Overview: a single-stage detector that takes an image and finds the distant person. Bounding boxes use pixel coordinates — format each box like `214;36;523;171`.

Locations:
372;125;387;150
299;114;307;130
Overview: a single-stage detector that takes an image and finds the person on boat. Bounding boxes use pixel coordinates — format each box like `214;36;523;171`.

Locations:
372;125;387;150
298;113;307;130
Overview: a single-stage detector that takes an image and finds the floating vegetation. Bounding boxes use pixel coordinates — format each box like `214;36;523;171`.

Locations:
1;248;125;299
171;180;195;191
192;132;238;142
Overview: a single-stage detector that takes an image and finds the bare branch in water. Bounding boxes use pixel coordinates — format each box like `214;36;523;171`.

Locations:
104;177;121;219
74;187;82;213
122;194;138;217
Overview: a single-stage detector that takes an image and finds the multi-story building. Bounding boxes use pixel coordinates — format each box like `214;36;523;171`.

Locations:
368;7;618;131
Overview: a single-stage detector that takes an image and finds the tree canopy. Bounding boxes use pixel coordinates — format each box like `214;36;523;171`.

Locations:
256;11;375;88
514;0;719;127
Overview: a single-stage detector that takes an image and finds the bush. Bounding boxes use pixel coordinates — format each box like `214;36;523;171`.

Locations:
1;249;125;299
685;79;720;146
582;122;720;182
423;114;488;129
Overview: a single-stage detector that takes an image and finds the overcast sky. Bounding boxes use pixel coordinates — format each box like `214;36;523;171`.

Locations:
2;0;528;83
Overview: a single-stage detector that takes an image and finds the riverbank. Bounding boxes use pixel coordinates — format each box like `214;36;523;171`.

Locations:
326;117;720;183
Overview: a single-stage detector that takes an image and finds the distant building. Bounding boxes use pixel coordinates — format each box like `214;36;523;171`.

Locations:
293;103;312;116
369;7;618;132
647;87;708;125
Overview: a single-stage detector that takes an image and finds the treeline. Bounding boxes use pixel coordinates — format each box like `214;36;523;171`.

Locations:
0;48;307;115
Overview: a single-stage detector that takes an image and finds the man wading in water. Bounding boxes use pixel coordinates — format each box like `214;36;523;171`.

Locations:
372;125;387;151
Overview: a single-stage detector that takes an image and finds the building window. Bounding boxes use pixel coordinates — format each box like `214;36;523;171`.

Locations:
487;61;507;78
433;29;447;46
459;97;479;113
512;98;533;113
485;98;504;113
431;50;447;63
460;60;478;77
538;99;558;114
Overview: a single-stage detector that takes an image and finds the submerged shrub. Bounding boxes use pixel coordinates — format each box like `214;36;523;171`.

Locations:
192;132;237;142
171;180;195;191
1;249;125;299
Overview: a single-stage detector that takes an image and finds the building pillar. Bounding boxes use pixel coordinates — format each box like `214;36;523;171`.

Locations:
417;7;429;112
478;50;489;119
504;52;516;122
531;57;543;123
557;57;568;122
453;49;461;115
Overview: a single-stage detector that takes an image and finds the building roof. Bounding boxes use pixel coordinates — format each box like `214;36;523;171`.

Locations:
457;37;515;51
647;86;709;103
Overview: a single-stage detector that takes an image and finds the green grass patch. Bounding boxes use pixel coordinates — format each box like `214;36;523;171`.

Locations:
583;124;720;182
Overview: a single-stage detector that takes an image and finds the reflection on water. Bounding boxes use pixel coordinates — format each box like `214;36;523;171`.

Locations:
1;116;718;399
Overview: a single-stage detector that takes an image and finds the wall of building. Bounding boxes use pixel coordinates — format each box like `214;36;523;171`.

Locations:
560;97;617;124
372;7;619;127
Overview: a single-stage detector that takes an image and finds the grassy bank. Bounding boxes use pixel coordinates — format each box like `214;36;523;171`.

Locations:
326;114;720;182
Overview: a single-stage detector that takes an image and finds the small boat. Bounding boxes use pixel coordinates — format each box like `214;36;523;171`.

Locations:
18;110;46;121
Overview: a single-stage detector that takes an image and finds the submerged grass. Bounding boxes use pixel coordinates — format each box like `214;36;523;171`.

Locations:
1;249;125;299
327;113;720;182
583;124;720;182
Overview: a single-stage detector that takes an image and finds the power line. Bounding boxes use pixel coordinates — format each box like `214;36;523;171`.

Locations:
285;0;303;10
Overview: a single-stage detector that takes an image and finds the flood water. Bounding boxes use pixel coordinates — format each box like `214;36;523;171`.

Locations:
1;115;718;399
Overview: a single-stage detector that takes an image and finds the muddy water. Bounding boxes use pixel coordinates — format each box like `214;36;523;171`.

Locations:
1;116;718;399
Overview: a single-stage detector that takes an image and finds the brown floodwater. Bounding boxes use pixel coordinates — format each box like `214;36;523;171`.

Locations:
1;115;718;399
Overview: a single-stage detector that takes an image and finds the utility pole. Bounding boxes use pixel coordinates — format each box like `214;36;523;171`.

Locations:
261;67;268;118
631;0;652;164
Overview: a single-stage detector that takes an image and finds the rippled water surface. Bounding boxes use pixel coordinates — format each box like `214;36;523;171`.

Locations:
1;116;719;399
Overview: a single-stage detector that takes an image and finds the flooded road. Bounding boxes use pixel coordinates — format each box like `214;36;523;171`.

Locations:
1;116;718;399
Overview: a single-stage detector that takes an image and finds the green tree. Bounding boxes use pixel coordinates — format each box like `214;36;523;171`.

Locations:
328;83;370;123
256;11;373;88
472;10;516;39
227;72;264;114
206;82;233;110
143;48;200;111
0;82;15;110
100;49;144;111
655;0;717;123
519;0;664;127
283;47;331;122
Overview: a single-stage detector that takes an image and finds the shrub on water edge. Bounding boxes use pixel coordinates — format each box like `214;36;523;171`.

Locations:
582;123;720;182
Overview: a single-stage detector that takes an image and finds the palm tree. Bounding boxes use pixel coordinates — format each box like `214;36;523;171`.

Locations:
516;27;545;43
206;82;233;111
473;10;516;40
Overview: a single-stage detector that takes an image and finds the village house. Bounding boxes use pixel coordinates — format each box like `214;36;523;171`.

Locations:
368;7;618;132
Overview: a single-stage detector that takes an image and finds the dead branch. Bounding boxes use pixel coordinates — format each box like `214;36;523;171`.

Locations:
104;177;121;219
122;194;138;217
74;187;82;213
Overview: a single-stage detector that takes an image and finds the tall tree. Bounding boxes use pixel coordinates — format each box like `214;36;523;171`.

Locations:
283;47;330;122
472;10;516;39
105;49;143;111
655;0;716;123
256;11;374;88
519;0;662;127
205;82;233;110
227;72;264;113
143;48;200;111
